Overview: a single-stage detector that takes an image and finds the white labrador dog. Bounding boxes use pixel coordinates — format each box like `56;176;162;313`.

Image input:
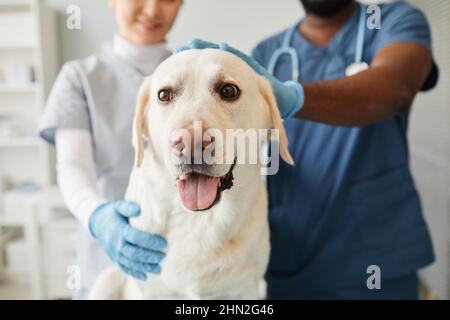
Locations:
88;49;293;300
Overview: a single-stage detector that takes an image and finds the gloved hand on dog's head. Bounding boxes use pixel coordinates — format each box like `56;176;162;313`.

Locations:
174;39;304;119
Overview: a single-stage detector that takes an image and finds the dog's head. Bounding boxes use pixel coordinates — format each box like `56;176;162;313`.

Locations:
132;49;293;212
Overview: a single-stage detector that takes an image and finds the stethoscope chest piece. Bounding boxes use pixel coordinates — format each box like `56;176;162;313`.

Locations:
345;61;369;77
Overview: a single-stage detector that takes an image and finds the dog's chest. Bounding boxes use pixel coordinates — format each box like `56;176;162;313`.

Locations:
125;168;270;299
131;209;261;299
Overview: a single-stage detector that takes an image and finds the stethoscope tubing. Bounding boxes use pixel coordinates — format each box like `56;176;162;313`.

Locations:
268;3;367;81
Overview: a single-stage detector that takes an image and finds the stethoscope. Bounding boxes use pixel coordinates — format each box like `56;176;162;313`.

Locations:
267;3;369;80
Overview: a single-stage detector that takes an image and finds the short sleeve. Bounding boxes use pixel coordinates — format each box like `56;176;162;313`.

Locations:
38;61;91;145
374;3;438;91
375;3;432;52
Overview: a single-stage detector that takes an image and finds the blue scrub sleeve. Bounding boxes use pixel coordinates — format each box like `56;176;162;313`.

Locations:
375;3;432;51
38;61;91;145
374;3;438;91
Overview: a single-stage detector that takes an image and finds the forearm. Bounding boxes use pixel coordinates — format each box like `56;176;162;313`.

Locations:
55;129;107;231
294;43;433;127
297;67;416;127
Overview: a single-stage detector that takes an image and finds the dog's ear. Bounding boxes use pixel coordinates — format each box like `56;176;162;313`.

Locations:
258;77;294;166
133;76;152;168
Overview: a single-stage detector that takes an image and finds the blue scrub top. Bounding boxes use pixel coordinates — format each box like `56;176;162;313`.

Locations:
252;2;438;298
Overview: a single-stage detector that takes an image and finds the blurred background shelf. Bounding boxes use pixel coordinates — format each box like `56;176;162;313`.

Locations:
0;227;20;247
0;136;43;147
0;0;76;300
0;84;39;93
0;0;32;7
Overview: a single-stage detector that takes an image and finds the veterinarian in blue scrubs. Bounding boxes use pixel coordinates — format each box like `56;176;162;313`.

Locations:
178;0;439;299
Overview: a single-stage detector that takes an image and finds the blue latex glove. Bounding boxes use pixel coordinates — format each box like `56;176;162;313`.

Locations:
89;200;167;281
174;39;305;119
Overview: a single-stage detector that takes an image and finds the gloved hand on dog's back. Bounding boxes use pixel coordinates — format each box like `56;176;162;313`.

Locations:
89;200;167;281
174;38;305;119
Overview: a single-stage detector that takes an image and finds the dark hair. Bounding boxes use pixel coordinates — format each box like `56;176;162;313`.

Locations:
300;0;354;16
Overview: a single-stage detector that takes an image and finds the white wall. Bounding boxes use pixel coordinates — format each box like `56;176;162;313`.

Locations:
46;0;114;61
46;0;303;62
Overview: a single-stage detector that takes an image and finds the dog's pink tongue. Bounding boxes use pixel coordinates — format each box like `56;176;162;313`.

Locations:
177;173;220;211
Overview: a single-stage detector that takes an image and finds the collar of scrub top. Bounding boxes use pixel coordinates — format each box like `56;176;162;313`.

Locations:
267;2;369;80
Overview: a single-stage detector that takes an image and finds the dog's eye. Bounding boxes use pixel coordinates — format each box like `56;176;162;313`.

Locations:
219;84;240;101
158;89;173;103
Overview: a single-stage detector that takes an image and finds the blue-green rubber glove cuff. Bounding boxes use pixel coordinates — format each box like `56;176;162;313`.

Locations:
282;81;305;119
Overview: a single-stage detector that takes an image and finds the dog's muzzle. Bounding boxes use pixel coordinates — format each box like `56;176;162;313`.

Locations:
175;160;236;212
170;126;236;212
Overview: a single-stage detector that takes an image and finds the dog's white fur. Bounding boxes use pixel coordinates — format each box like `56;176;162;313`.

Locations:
88;49;293;300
